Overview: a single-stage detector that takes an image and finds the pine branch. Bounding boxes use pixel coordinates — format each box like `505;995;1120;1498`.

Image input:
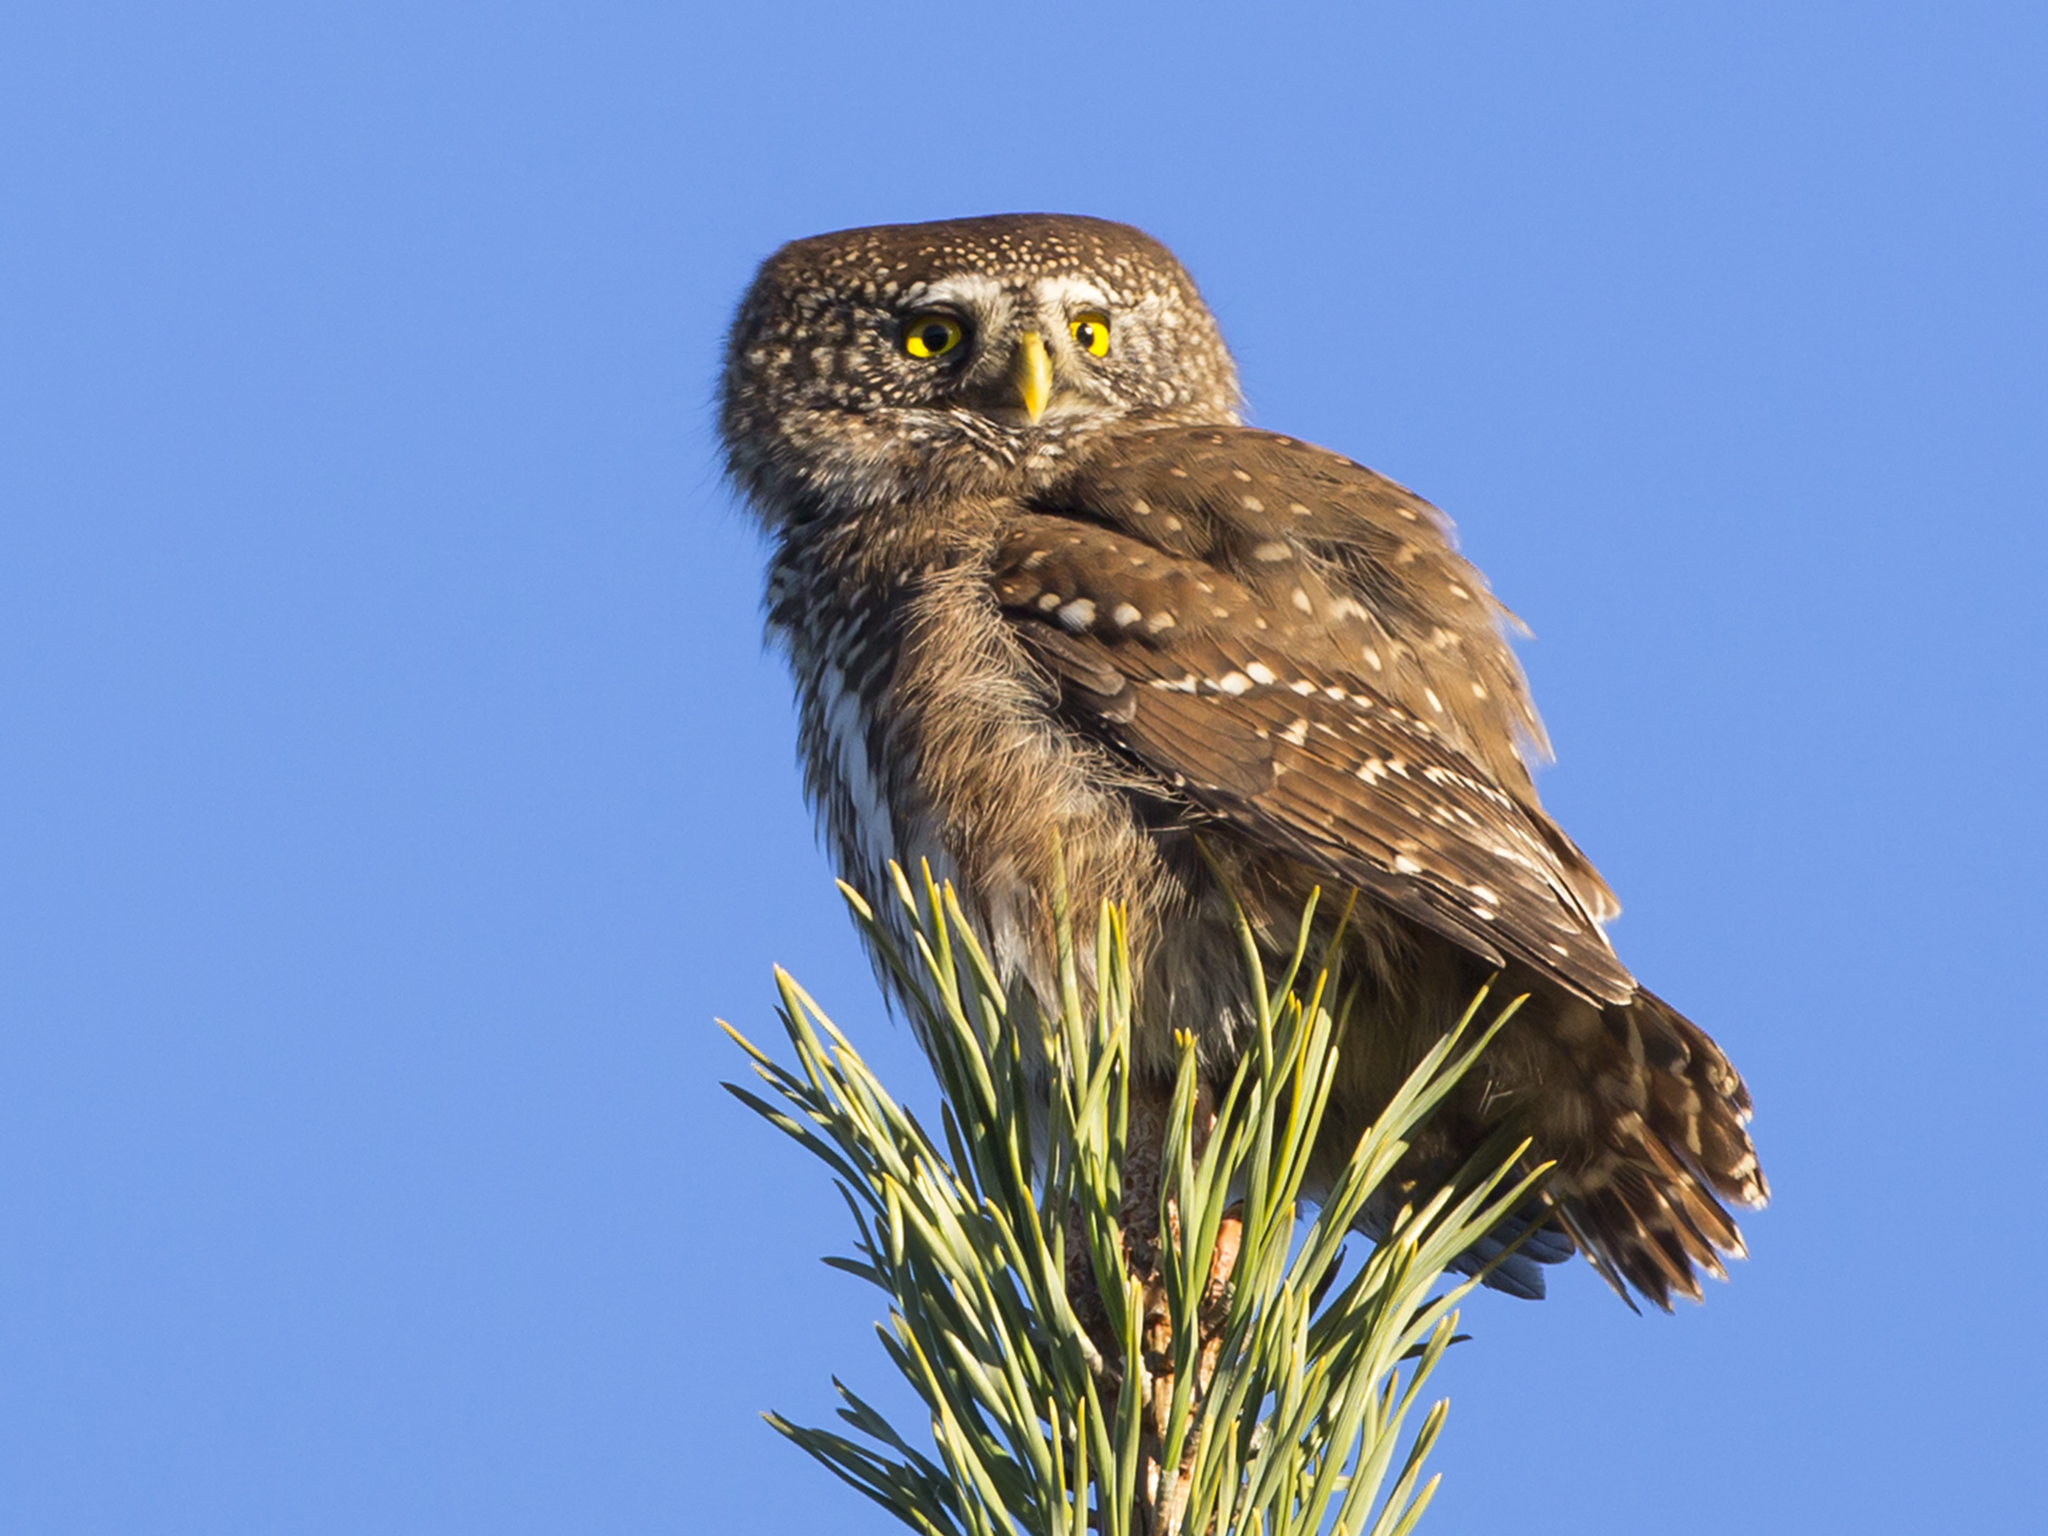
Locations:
723;865;1543;1536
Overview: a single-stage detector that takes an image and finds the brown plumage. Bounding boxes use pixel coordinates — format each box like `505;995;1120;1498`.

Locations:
720;213;1766;1308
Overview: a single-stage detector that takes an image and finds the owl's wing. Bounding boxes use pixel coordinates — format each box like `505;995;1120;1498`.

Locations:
1046;424;1624;926
1001;430;1634;1004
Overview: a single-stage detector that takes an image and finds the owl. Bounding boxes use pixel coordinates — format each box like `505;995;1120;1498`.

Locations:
719;214;1766;1308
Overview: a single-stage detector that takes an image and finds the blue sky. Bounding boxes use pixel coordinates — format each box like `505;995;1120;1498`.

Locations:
3;3;2044;1531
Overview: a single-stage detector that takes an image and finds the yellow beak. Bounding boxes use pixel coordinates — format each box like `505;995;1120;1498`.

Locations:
1009;331;1052;423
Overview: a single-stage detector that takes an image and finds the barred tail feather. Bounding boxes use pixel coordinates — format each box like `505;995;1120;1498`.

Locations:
1547;989;1768;1311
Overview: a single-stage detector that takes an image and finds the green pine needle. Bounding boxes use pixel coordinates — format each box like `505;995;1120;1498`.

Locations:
724;865;1544;1536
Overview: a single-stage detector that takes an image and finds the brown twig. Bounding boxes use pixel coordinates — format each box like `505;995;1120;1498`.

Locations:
1065;1074;1237;1536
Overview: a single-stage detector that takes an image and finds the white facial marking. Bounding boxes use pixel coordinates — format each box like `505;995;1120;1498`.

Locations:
1033;274;1111;318
904;273;1009;321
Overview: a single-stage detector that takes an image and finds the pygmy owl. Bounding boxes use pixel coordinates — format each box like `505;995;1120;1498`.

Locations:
719;214;1766;1308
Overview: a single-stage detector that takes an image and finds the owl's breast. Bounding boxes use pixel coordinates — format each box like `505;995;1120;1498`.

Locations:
767;528;1172;1027
769;549;936;900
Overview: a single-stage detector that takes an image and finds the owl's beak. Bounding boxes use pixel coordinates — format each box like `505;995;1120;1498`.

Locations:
1009;332;1053;423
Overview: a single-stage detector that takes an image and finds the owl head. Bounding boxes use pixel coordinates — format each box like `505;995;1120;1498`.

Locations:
720;214;1242;522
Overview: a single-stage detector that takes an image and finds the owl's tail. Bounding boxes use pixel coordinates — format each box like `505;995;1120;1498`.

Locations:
1544;988;1769;1310
1452;1199;1578;1299
1348;1184;1574;1300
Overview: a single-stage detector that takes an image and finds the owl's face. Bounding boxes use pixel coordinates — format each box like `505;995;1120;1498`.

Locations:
721;215;1241;522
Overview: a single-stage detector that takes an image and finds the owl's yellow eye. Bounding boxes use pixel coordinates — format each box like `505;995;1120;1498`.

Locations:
902;315;964;359
1069;312;1111;357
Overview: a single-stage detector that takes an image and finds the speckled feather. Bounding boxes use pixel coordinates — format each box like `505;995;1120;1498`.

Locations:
720;214;1766;1309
